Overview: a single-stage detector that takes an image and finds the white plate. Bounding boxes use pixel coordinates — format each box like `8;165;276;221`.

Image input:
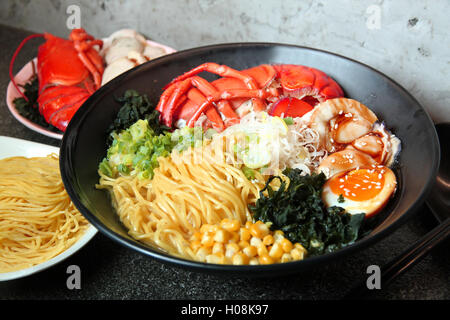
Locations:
0;136;98;281
6;36;176;140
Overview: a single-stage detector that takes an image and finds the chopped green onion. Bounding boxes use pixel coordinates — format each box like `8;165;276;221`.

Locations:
283;117;294;125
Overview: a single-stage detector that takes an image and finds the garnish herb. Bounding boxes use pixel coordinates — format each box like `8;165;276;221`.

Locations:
283;117;294;125
100;119;207;179
100;90;214;180
242;165;257;180
107;89;170;144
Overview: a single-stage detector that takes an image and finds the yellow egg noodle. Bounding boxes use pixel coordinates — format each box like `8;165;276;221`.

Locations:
97;142;274;260
0;155;89;273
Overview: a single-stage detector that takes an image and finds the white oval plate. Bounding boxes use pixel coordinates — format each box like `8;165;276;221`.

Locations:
0;136;98;281
6;35;176;140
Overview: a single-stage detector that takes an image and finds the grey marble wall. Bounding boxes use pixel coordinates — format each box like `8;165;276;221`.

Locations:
1;0;449;122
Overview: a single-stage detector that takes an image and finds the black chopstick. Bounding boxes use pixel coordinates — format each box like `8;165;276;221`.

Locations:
343;217;450;299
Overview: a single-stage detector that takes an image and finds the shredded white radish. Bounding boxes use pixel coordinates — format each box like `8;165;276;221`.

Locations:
215;111;327;175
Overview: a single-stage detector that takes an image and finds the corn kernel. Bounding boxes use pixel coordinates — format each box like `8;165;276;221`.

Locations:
243;245;257;258
294;243;306;252
239;228;251;241
273;230;285;241
192;221;307;265
280;238;293;252
201;232;214;247
249;221;269;238
206;253;225;264
190;231;202;242
232;252;249;265
281;253;292;263
291;248;305;261
269;242;283;259
257;244;268;256
248;221;263;238
221;219;240;232
238;240;250;249
249;236;262;247
228;232;239;243
262;234;274;246
190;240;202;252
212;242;224;255
225;243;240;258
200;224;213;233
259;253;274;265
213;229;229;243
196;246;212;261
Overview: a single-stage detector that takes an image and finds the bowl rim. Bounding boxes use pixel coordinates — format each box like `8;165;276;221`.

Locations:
60;42;440;275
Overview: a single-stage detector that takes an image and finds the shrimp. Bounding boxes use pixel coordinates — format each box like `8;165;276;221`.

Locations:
309;98;401;178
308;98;378;153
316;147;377;178
351;122;401;167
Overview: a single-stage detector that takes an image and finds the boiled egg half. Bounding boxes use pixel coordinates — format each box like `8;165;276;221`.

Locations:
322;165;397;218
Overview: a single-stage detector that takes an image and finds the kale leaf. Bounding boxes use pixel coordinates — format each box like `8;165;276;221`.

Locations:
13;77;61;133
250;168;365;257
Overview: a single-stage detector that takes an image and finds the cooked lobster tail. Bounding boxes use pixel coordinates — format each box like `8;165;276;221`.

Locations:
157;63;344;132
9;28;104;132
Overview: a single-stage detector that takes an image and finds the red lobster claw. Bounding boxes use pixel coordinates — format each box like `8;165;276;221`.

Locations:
157;63;344;131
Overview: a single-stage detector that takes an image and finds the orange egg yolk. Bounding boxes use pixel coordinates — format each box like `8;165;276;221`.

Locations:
328;166;386;201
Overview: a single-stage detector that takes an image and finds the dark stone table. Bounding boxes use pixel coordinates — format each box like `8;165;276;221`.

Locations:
0;24;448;300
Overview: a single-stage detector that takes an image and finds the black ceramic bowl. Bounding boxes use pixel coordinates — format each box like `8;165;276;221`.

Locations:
60;43;440;277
